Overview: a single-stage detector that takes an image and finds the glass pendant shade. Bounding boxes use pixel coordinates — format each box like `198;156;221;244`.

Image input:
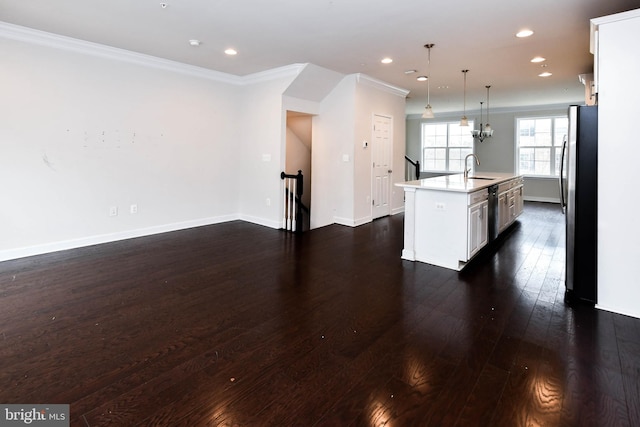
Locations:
460;116;469;127
422;105;434;119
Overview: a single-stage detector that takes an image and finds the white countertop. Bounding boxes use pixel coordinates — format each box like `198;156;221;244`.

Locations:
396;172;521;193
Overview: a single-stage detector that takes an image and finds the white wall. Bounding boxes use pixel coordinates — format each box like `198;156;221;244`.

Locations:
311;77;356;228
236;69;299;228
0;26;409;261
0;35;239;260
354;76;408;222
310;75;408;228
593;9;640;318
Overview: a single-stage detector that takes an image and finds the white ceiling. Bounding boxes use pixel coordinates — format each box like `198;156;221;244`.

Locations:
1;0;638;115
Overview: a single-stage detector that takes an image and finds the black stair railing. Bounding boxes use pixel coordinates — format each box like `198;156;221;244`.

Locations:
405;156;421;180
280;170;308;233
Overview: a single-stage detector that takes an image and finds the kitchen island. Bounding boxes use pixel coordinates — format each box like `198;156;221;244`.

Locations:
396;173;523;271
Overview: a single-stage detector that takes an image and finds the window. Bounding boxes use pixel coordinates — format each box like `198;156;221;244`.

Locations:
421;121;475;172
516;116;568;177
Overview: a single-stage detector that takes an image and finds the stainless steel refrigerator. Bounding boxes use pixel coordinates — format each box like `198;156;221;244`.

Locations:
559;105;598;305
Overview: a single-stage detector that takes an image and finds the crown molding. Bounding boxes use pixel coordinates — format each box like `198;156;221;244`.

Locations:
1;22;410;93
355;73;410;98
405;102;582;120
0;21;304;85
240;64;306;86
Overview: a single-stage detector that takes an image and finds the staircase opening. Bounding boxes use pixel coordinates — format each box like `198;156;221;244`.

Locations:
284;111;312;232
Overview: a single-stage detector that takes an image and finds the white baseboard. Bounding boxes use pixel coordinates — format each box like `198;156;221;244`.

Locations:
0;208;407;263
596;304;640;319
392;206;405;215
334;215;376;227
354;215;372;226
0;214;240;263
524;196;560;204
401;249;415;261
334;216;356;227
238;215;282;230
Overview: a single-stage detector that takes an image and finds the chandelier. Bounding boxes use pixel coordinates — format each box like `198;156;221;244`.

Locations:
471;85;494;142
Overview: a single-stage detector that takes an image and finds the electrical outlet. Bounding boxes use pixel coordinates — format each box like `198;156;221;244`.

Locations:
266;198;271;206
109;206;118;217
435;202;446;211
130;204;138;214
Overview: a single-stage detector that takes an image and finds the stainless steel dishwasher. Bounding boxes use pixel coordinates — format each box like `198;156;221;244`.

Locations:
488;184;499;242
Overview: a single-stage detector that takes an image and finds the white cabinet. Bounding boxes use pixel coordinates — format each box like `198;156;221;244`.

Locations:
591;9;640;318
579;73;597;106
468;197;489;259
514;184;524;219
498;190;509;233
589;20;600;98
497;177;524;233
401;186;490;270
397;173;523;271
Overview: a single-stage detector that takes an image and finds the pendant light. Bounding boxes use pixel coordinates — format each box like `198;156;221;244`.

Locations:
471;102;483;139
460;70;469;127
422;44;435;119
484;85;493;134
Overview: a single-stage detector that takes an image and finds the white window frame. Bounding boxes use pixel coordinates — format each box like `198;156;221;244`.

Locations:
516;115;568;178
421;121;475;173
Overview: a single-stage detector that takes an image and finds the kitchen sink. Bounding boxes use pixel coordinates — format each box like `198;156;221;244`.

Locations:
466;176;495;180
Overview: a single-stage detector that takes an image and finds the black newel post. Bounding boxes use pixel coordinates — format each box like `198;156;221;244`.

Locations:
404;156;421;180
295;170;303;233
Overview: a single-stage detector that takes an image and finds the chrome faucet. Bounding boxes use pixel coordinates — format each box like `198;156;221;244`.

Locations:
464;153;480;179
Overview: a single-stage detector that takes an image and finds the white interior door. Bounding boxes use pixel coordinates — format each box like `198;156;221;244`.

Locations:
372;114;392;219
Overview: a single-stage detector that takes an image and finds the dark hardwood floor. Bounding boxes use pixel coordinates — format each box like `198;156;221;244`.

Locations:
1;202;639;426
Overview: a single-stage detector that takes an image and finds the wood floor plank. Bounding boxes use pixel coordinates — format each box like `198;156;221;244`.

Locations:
0;202;639;426
454;363;509;427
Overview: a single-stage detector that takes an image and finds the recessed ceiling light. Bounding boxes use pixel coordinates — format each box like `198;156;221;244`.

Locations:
539;72;552;77
516;29;534;38
224;48;238;56
381;57;393;64
416;76;428;81
531;56;546;63
189;39;201;46
405;69;417;74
